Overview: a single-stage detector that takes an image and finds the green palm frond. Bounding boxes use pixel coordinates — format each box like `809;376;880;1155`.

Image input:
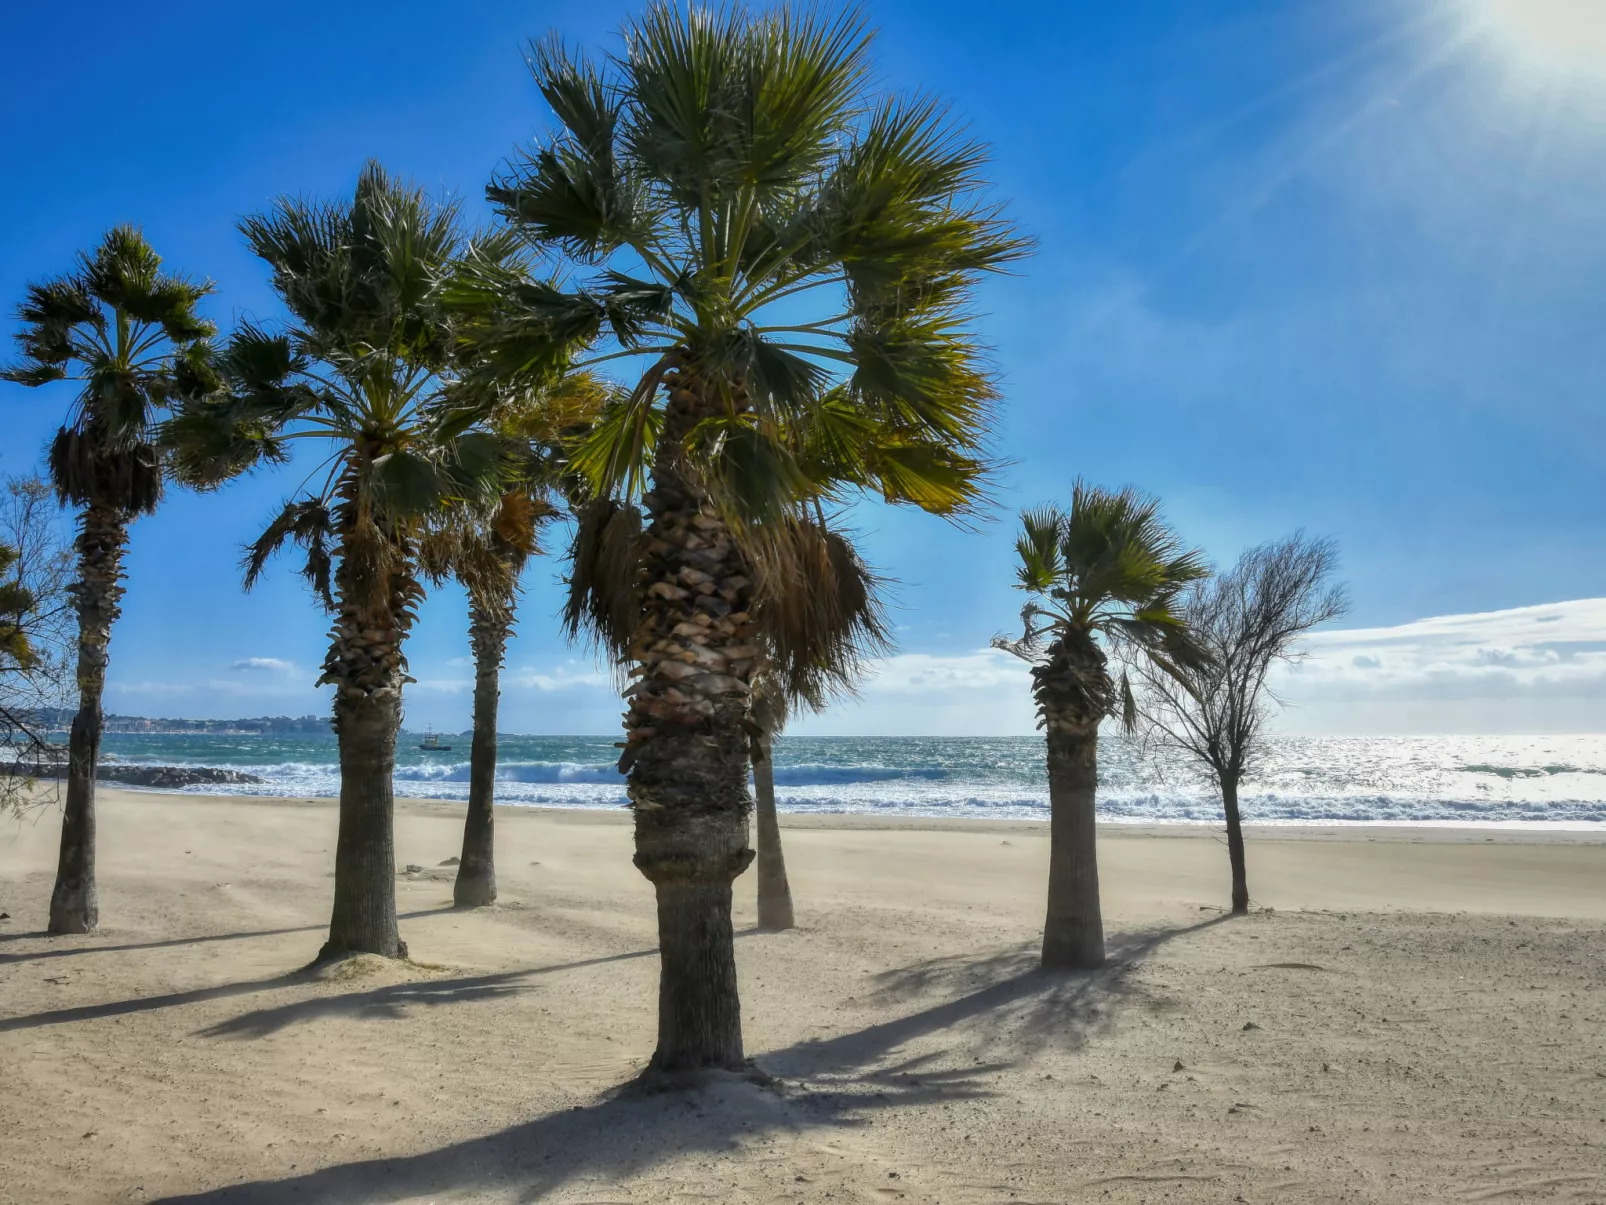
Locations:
1013;506;1065;593
487;2;1029;524
566;379;667;499
1000;483;1210;718
159;163;587;615
244;499;336;607
684;415;810;524
4;227;214;514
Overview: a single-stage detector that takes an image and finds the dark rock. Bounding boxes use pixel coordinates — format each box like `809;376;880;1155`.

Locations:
2;762;265;788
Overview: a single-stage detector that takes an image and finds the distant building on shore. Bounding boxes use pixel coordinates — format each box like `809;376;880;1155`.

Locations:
29;710;332;736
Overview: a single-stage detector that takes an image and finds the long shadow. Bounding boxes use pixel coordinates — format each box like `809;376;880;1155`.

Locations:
0;907;451;964
770;915;1228;1080
0;947;654;1035
150;917;1225;1205
0;971;298;1034
155;1070;983;1205
0;924;322;963
200;948;656;1040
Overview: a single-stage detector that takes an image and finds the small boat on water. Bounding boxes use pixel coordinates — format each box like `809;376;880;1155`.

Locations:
418;726;452;752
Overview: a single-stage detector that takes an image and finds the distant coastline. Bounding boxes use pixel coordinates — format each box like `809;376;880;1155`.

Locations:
30;709;332;736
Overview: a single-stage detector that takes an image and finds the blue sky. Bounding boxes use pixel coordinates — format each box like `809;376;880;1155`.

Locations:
3;0;1605;735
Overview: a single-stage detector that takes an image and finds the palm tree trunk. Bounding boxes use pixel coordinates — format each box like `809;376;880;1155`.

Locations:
1221;772;1249;914
1040;715;1105;969
752;729;795;931
624;365;757;1079
455;597;508;909
316;509;418;962
323;689;404;959
48;503;128;935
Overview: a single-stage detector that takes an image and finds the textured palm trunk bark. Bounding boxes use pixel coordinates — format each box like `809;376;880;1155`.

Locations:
1041;717;1105;968
316;493;419;963
48;503;129;935
455;598;507;909
752;729;795;931
623;363;758;1080
1221;773;1249;914
323;690;404;959
1031;636;1113;970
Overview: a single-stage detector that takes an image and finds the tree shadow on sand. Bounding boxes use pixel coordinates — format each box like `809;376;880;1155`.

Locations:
198;949;657;1040
0;947;653;1036
770;915;1227;1081
0;907;448;965
151;916;1224;1204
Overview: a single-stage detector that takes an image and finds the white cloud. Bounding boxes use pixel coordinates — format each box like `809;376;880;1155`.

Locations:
861;650;1030;696
101;601;1606;736
1271;598;1606;733
507;663;612;693
1286;598;1606;700
795;601;1606;737
228;657;297;674
411;678;472;695
794;649;1036;737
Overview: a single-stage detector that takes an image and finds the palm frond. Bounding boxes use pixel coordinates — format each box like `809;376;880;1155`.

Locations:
562;497;644;660
1002;485;1208;724
243;499;335;608
747;515;892;706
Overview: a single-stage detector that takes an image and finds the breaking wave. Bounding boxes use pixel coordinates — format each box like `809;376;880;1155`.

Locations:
92;732;1606;827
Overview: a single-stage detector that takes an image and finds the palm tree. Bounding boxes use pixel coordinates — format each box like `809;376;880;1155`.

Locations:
993;484;1207;970
418;377;606;908
2;229;213;934
166;164;564;961
488;4;1024;1077
418;495;543;908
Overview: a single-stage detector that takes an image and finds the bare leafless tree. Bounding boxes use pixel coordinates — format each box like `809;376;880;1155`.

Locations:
1;477;74;816
1135;532;1347;914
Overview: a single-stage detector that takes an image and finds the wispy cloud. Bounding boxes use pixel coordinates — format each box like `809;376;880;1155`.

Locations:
507;664;612;693
413;661;613;697
102;602;1606;735
228;657;297;674
795;601;1606;736
1282;597;1606;702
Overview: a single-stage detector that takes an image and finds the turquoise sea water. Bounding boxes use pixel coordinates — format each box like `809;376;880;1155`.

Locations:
90;731;1606;826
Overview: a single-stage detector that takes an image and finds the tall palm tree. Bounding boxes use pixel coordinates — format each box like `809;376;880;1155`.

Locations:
166;164;562;961
418;494;544;909
418;376;606;908
2;229;213;934
993;484;1207;970
485;4;1024;1076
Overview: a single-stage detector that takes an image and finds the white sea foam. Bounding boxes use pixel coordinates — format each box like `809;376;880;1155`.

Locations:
99;733;1606;827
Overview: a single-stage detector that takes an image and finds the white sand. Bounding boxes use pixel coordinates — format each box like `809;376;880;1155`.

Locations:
2;790;1604;1203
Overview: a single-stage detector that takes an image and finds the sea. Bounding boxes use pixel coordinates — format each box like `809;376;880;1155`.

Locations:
89;732;1606;829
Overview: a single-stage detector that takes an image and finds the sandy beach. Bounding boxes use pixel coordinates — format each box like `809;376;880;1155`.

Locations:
1;789;1604;1204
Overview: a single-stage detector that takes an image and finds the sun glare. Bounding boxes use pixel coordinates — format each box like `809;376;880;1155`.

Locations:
1475;0;1606;78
